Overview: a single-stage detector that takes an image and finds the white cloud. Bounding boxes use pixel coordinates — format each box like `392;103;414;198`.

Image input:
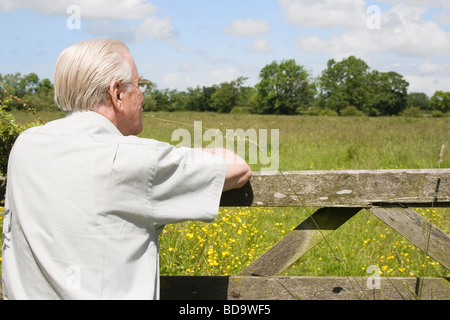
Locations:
295;30;379;60
405;74;450;96
435;11;450;26
372;5;450;57
160;73;205;90
195;50;229;66
86;16;175;42
377;0;450;11
0;0;157;20
159;73;203;90
292;3;450;58
279;0;367;29
224;18;270;37
179;62;194;71
209;67;241;84
417;59;450;76
86;20;138;42
137;16;176;41
250;38;272;52
162;73;181;86
0;0;176;41
172;42;188;53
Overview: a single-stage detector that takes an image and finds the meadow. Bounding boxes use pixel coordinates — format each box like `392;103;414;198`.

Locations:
1;111;449;282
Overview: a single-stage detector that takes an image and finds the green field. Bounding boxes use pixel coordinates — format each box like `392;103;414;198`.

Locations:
1;111;449;283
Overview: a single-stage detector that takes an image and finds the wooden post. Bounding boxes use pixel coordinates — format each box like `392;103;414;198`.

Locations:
220;169;450;207
238;207;362;277
160;276;450;300
369;206;450;269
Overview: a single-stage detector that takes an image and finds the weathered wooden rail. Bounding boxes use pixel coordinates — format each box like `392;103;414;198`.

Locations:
1;170;449;299
162;169;450;300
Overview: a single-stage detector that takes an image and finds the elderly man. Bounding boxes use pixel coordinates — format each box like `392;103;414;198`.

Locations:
2;39;252;299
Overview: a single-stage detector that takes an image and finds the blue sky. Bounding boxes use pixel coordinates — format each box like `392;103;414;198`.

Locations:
1;0;450;96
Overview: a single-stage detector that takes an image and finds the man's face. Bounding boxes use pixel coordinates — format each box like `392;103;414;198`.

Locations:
120;52;144;136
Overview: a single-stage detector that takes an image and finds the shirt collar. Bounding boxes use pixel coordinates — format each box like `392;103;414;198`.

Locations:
65;111;123;136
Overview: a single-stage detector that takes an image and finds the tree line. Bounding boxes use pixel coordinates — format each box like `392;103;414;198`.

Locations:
1;56;449;116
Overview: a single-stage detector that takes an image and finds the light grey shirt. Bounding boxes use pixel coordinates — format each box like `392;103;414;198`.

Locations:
2;111;227;300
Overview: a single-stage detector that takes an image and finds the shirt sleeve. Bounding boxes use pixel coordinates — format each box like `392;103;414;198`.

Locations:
149;144;227;226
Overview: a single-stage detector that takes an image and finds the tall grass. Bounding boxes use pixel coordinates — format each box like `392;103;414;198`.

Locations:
10;110;450;171
141;112;450;170
1;111;449;280
159;207;449;278
143;112;449;278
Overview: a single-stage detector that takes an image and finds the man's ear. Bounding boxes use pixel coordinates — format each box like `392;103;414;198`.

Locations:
109;81;124;112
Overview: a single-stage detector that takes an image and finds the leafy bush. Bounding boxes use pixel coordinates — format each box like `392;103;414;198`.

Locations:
320;108;339;117
0;84;42;176
401;106;423;118
305;107;321;116
230;106;251;114
431;110;444;118
341;105;366;117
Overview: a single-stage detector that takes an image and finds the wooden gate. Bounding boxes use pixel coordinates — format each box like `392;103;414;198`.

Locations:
161;169;450;300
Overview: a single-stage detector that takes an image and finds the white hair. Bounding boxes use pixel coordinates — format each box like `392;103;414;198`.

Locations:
54;39;133;112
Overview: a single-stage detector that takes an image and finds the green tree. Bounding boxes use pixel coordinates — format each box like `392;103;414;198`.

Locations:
407;92;430;110
0;73;58;111
151;88;185;111
142;80;158;111
319;56;370;115
255;59;315;115
36;78;54;95
23;78;59;111
18;73;39;97
0;73;22;109
429;91;450;114
183;85;218;112
0;73;21;97
210;77;247;113
141;79;186;112
368;71;409;116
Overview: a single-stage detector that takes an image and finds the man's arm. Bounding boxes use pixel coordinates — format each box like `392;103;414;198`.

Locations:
203;148;252;192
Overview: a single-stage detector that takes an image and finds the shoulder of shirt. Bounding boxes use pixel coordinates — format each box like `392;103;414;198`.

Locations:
17;111;175;149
